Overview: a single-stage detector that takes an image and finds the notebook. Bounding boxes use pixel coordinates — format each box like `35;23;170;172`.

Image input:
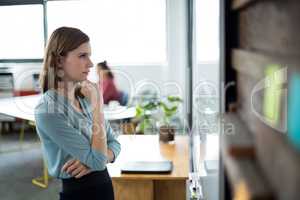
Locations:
121;160;173;174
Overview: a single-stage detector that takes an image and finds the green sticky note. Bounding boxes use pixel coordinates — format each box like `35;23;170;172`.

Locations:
288;74;300;150
263;64;283;125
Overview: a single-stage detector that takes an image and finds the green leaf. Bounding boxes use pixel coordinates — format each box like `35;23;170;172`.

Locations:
159;102;177;113
143;102;158;110
139;120;145;132
167;96;182;102
168;106;178;113
158;102;168;111
135;105;144;118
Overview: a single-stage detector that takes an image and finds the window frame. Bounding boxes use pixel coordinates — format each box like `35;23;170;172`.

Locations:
0;0;47;62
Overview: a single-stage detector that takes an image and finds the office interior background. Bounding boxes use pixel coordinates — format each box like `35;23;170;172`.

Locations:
3;0;299;200
0;0;220;199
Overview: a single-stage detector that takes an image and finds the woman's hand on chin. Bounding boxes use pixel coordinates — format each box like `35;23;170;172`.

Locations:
80;80;104;107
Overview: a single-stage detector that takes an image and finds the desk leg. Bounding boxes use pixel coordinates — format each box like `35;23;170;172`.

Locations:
154;180;186;200
112;180;154;200
32;159;51;188
19;119;26;145
112;179;186;200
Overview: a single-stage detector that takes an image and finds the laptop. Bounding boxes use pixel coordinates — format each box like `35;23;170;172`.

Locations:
121;160;173;174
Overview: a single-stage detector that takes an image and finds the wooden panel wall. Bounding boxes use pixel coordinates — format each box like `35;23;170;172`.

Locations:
224;0;300;199
239;0;300;56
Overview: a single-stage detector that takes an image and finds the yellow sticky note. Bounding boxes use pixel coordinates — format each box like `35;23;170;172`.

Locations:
263;64;283;125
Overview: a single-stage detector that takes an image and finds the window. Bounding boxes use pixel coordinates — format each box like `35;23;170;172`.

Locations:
47;0;167;65
196;0;219;63
0;5;44;59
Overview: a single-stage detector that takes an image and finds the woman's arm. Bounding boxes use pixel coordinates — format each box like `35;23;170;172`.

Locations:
62;149;113;178
35;112;108;170
107;149;115;163
62;159;91;178
80;80;107;156
106;121;121;162
61;121;120;177
90;99;107;156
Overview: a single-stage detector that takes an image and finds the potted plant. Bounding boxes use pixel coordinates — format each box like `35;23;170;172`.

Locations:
135;101;158;134
157;96;182;142
134;95;182;142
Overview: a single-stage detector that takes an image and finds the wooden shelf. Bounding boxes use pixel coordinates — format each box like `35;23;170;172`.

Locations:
231;49;300;79
224;155;274;200
232;0;260;10
255;122;300;200
226;1;300;199
222;113;274;200
222;113;255;159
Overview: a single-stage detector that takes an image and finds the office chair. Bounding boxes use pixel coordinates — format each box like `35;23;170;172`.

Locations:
119;91;129;106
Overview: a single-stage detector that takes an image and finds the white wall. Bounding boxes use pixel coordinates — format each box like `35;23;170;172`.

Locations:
88;0;189;106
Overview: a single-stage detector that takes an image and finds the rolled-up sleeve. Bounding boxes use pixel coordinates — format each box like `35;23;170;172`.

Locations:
105;121;121;162
35;112;108;170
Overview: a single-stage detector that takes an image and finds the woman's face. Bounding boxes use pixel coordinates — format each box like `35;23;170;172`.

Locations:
60;42;93;82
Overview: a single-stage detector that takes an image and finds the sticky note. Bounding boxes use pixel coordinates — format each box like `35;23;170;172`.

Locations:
263;64;283;125
288;74;300;150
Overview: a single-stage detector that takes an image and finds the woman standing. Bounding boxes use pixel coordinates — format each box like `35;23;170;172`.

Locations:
35;27;120;200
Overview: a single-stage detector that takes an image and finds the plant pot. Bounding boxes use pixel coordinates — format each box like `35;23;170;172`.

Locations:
159;125;175;143
121;122;137;135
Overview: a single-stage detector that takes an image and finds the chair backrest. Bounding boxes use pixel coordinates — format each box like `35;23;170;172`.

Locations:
0;72;15;121
0;73;14;93
119;91;129;106
32;73;40;92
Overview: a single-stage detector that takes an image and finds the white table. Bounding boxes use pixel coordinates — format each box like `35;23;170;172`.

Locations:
0;94;136;121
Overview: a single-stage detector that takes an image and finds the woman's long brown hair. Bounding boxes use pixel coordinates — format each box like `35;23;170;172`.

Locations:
40;27;90;93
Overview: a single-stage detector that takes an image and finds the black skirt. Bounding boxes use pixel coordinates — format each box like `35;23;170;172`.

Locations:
60;168;114;200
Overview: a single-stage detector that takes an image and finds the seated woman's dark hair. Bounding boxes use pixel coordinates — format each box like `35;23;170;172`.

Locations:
97;60;114;79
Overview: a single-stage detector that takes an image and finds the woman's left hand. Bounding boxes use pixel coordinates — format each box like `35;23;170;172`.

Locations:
62;159;91;178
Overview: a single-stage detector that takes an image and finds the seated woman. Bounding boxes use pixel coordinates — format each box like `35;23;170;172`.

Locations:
97;61;128;106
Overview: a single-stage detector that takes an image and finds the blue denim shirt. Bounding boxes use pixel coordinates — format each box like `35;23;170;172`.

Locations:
34;89;121;179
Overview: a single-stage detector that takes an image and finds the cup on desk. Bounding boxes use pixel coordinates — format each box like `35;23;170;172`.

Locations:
108;100;120;110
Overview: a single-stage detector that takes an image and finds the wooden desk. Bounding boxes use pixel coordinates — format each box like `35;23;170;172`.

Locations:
107;135;189;200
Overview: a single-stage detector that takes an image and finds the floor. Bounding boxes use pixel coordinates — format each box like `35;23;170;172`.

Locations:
0;120;138;200
0;130;60;200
